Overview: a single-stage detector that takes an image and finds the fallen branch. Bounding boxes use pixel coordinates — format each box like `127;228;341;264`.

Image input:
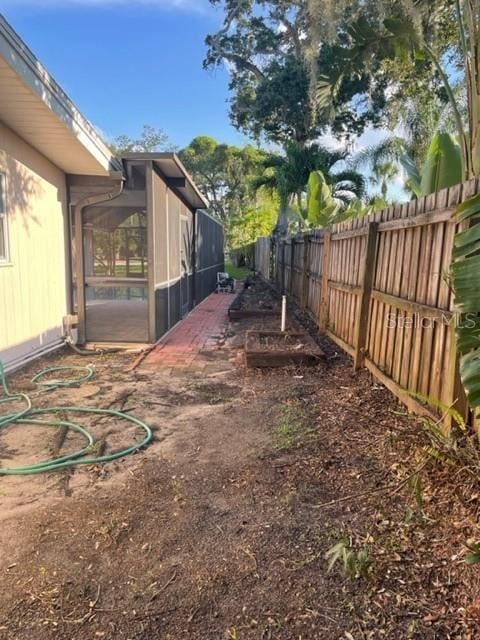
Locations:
148;570;177;602
63;583;101;625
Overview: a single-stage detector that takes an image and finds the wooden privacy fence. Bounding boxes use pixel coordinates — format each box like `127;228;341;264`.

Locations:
256;179;480;422
255;237;271;280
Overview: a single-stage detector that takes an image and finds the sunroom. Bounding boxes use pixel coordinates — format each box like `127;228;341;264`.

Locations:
69;154;224;345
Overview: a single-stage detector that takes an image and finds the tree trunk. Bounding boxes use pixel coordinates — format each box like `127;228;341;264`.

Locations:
465;0;480;176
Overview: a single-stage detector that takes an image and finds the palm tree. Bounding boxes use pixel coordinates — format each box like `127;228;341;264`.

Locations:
351;137;408;197
254;141;365;233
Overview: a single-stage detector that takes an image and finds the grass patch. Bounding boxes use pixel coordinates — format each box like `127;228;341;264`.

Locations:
225;261;251;281
273;402;308;451
274;421;299;450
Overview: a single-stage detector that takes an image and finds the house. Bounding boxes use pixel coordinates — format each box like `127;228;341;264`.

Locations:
0;14;223;371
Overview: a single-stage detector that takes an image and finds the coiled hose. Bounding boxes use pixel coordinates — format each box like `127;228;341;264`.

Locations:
0;360;153;475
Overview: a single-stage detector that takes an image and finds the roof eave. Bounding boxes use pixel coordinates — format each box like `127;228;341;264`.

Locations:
122;152;209;210
0;14;122;176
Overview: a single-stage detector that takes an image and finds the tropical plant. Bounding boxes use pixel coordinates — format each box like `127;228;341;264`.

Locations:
254;141;365;232
452;194;480;410
353;132;463;198
307;170;340;227
339;3;479;181
351;137;407;199
420;133;463;195
307;170;373;228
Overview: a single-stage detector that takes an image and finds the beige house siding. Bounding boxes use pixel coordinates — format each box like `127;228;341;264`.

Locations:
0;120;69;370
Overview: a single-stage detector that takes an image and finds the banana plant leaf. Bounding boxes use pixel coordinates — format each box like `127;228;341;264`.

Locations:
420;133;463;196
399;153;422;197
452;194;480;407
307;170;339;227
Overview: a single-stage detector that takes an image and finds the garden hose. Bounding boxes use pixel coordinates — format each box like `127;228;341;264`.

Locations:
31;365;95;391
0;360;153;476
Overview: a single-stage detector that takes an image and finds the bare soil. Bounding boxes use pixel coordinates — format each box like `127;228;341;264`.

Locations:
1;303;480;639
230;279;281;314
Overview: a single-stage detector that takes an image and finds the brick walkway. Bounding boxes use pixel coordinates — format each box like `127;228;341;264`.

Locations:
144;291;234;368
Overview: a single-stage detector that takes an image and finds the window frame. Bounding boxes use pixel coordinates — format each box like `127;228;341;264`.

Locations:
0;172;9;264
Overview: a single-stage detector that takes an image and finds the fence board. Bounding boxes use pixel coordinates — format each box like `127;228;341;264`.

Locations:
254;181;480;423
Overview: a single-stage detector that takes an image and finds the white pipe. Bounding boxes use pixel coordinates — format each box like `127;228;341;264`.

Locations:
281;295;287;332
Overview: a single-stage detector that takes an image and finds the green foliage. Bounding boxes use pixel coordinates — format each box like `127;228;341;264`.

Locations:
325;539;371;578
307;170;372;228
406;392;480;481
388;0;480;178
420;133;463;195
409;391;467;432
452;194;480;408
311;1;470;183
179;136;269;248
179;136;266;226
352;132;463;198
224;261;250;281
205;1;388;145
465;543;480;565
307;170;339;226
384;66;463;171
227;189;277;250
253;142;364;232
400;154;422;198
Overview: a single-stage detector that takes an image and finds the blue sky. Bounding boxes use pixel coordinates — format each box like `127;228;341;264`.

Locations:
1;0;249;149
1;0;405;199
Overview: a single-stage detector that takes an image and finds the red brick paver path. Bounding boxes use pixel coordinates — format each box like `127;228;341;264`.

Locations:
144;292;234;368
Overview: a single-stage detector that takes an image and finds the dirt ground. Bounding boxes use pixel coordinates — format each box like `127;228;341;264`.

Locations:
1;300;480;639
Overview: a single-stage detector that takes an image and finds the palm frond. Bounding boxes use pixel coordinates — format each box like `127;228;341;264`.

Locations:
350;137;407;171
331;170;367;199
251;173;278;193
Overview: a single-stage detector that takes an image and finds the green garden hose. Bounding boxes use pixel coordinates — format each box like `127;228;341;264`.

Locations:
31;365;95;391
0;360;153;476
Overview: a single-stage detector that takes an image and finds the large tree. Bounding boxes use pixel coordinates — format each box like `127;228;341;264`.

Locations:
314;2;474;177
179;136;266;224
205;0;388;146
110;124;175;155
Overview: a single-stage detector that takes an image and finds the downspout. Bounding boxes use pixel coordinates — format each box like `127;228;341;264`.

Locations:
192;210;197;308
72;175;124;344
64;177;74;314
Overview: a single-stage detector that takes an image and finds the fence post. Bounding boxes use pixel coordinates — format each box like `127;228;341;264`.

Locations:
290;237;295;295
269;237;274;282
353;222;379;370
319;231;331;331
281;240;286;294
301;233;310;310
443;314;468;434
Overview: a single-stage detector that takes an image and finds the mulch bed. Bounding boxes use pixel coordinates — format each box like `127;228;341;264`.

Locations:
229;278;281;319
245;330;324;368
